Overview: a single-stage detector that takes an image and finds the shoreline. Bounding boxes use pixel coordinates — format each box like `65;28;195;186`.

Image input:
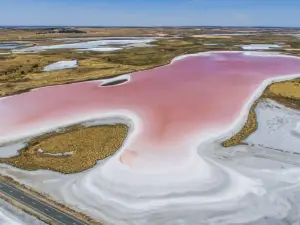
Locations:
1;51;300;173
1;51;300;225
1;51;300;155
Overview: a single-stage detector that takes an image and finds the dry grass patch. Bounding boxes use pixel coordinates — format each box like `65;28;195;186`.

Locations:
263;78;300;99
0;124;128;174
192;35;232;39
1;38;237;97
222;101;258;147
223;78;300;147
0;27;183;41
1;35;298;97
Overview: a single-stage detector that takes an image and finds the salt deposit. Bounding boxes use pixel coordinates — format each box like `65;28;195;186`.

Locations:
42;60;78;72
76;47;121;52
12;38;156;53
0;43;29;50
0;198;45;225
239;44;281;50
0;142;26;158
246;99;300;154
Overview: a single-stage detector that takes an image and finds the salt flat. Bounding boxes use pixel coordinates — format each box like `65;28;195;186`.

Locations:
246;99;300;153
0;198;45;225
0;142;26;158
0;43;28;50
12;38;156;53
76;47;121;52
239;44;281;50
42;60;78;72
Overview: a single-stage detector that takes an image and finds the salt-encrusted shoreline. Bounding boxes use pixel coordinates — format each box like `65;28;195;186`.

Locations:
1;51;300;225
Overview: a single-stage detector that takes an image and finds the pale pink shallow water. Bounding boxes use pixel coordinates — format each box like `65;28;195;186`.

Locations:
1;51;300;170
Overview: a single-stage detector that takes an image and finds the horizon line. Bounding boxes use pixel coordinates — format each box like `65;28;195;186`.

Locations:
1;25;300;29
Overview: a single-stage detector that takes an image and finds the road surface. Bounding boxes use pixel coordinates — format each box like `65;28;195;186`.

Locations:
0;180;89;225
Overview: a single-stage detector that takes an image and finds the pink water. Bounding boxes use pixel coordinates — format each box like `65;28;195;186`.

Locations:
1;52;300;169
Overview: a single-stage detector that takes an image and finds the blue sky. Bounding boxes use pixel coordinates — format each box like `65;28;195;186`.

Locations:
1;0;300;27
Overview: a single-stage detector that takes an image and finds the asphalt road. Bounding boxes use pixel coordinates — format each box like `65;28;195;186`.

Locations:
0;180;88;225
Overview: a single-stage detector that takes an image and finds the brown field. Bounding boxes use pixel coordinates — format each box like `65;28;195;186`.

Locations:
0;27;240;41
0;27;195;41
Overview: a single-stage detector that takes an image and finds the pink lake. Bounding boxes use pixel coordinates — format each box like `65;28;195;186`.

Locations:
1;51;300;170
